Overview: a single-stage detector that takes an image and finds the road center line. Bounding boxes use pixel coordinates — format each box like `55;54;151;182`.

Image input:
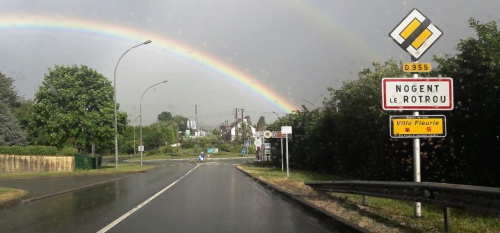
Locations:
97;164;200;233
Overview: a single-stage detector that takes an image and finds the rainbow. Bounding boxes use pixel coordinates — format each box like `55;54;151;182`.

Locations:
280;0;380;61
0;14;300;113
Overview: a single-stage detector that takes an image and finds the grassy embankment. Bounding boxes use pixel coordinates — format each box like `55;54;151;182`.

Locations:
238;162;500;233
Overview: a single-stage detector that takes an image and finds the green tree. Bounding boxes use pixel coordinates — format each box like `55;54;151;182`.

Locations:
0;72;21;109
0;101;27;146
239;121;253;143
11;99;33;130
172;115;188;132
321;60;403;179
165;125;176;145
28;65;127;152
157;111;173;122
244;116;252;126
257;116;266;131
433;18;500;186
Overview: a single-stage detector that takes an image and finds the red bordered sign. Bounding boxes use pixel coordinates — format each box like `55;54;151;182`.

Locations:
382;78;453;111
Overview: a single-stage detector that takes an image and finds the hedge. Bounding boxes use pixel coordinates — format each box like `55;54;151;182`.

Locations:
0;146;58;155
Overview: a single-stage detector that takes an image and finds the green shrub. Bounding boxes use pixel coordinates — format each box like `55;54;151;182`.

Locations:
74;153;101;170
57;146;78;155
149;149;158;156
192;145;202;153
0;146;58;155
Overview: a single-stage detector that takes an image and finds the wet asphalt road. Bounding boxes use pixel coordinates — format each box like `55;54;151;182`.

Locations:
0;158;340;233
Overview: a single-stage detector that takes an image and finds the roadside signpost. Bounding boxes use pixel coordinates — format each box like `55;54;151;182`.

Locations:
270;131;291;138
402;62;431;72
281;126;292;178
382;78;453;110
387;8;450;218
390;115;446;138
389;8;442;61
244;140;250;156
269;131;290;171
254;138;262;147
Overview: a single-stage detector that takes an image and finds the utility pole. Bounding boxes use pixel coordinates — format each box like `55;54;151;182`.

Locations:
241;108;244;140
235;108;238;141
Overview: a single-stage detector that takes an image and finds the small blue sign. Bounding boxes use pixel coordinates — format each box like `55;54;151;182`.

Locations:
242;149;246;154
244;140;250;147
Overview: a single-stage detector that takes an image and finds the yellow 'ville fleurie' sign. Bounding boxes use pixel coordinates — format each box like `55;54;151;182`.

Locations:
390;115;446;138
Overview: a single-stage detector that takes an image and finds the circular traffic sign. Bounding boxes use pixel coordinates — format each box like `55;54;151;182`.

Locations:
254;139;262;147
264;131;272;138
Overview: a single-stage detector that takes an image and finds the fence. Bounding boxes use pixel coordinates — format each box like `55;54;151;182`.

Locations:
305;180;500;232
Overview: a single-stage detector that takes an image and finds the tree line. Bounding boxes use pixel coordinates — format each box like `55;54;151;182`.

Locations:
0;64;192;155
268;19;500;187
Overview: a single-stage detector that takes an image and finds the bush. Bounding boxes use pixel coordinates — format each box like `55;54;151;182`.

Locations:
74;153;101;170
149;149;158;156
0;146;58;155
57;146;78;155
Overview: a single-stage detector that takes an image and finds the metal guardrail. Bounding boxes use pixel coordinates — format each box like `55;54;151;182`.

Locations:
305;180;500;214
305;180;500;232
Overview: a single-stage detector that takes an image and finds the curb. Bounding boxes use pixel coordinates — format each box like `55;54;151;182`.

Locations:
0;190;28;210
21;174;135;204
235;165;369;233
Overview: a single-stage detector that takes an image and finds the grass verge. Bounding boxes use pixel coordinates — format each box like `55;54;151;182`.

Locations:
0;187;26;204
238;162;500;233
0;163;155;180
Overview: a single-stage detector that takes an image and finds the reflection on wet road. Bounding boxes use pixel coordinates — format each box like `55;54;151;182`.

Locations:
0;159;339;233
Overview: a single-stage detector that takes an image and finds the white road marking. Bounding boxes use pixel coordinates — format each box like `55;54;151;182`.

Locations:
97;164;200;233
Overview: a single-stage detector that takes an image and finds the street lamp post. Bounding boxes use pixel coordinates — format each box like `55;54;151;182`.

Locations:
113;40;151;170
140;80;168;166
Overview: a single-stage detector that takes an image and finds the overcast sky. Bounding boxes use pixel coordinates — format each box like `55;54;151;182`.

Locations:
1;0;499;127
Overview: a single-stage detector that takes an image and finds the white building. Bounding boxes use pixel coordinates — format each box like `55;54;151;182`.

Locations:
229;119;256;141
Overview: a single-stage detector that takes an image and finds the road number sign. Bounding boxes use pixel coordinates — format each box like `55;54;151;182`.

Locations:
389;9;443;61
390;115;446;138
382;78;453;110
403;63;431;72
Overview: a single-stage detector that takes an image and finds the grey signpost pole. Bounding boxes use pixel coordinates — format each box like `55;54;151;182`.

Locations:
412;58;422;217
286;133;289;177
282;126;291;178
281;138;284;172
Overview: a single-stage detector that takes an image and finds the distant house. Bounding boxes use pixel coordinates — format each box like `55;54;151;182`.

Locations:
224;119;256;141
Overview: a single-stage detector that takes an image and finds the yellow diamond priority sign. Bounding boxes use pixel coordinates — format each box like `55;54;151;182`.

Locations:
389;9;443;61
